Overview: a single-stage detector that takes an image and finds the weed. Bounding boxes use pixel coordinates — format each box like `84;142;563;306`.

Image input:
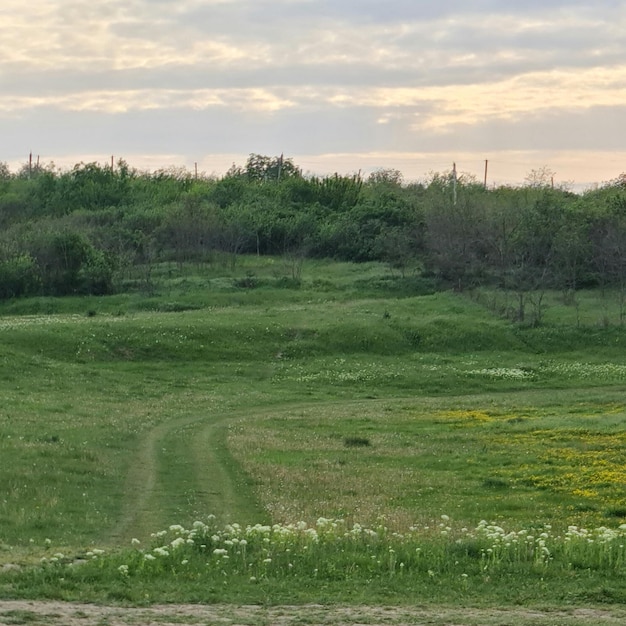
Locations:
0;610;42;624
481;477;509;489
343;436;371;448
233;272;259;289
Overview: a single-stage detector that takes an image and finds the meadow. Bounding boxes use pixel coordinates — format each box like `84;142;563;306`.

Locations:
1;257;626;613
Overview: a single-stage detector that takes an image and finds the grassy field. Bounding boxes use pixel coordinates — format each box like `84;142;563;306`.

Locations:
1;257;626;611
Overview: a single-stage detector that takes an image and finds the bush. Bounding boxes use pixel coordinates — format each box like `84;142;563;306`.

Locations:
0;254;41;299
20;230;115;297
78;248;114;295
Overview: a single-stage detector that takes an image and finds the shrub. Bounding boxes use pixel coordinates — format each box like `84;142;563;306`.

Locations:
0;254;41;299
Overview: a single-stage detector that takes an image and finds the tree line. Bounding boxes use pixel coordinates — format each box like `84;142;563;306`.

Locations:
1;155;626;322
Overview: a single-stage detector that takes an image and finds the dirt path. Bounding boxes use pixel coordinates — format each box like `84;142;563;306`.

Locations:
1;601;625;626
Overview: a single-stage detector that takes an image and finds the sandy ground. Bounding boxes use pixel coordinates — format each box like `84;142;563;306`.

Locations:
1;601;626;626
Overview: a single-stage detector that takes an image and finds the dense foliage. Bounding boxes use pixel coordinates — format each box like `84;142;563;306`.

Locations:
1;155;626;320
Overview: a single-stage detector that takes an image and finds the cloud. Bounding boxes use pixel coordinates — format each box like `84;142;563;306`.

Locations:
0;88;296;117
2;0;626;185
4;1;624;77
5;61;625;139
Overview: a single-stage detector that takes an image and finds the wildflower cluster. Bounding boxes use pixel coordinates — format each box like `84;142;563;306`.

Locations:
130;516;393;580
464;361;626;383
472;521;552;568
467;367;533;380
61;516;626;584
274;359;403;385
489;429;626;507
541;361;626;381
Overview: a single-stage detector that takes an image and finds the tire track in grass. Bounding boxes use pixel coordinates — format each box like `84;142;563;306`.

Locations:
109;398;373;547
108;411;266;546
107;416;194;546
189;418;267;526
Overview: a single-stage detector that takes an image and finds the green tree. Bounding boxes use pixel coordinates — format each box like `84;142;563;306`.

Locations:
26;230;112;296
245;154;300;183
157;198;219;264
423;177;490;289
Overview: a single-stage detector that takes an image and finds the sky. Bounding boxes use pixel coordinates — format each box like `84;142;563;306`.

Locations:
2;0;626;189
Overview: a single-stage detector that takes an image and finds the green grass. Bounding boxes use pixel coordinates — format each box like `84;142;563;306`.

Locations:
226;391;626;531
2;257;626;611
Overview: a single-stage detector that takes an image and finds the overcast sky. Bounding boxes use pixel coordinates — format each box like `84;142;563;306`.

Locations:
2;0;625;188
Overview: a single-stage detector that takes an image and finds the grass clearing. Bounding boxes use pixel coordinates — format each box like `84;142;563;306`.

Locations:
227;391;626;531
1;258;626;611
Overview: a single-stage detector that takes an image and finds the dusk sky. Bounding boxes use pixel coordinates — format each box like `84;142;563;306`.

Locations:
2;0;626;189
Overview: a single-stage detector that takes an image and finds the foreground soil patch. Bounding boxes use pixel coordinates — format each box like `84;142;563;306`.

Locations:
1;602;625;626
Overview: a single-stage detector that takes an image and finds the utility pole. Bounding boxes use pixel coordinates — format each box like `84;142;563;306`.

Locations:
452;162;457;205
277;153;283;183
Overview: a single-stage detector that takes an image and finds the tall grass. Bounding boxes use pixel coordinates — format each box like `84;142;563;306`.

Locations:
6;517;626;605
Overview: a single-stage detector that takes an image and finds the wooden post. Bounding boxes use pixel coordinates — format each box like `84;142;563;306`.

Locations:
29;152;32;177
484;159;488;188
111;155;114;170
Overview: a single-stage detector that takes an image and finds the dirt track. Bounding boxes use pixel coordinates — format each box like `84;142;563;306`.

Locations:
1;601;626;626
